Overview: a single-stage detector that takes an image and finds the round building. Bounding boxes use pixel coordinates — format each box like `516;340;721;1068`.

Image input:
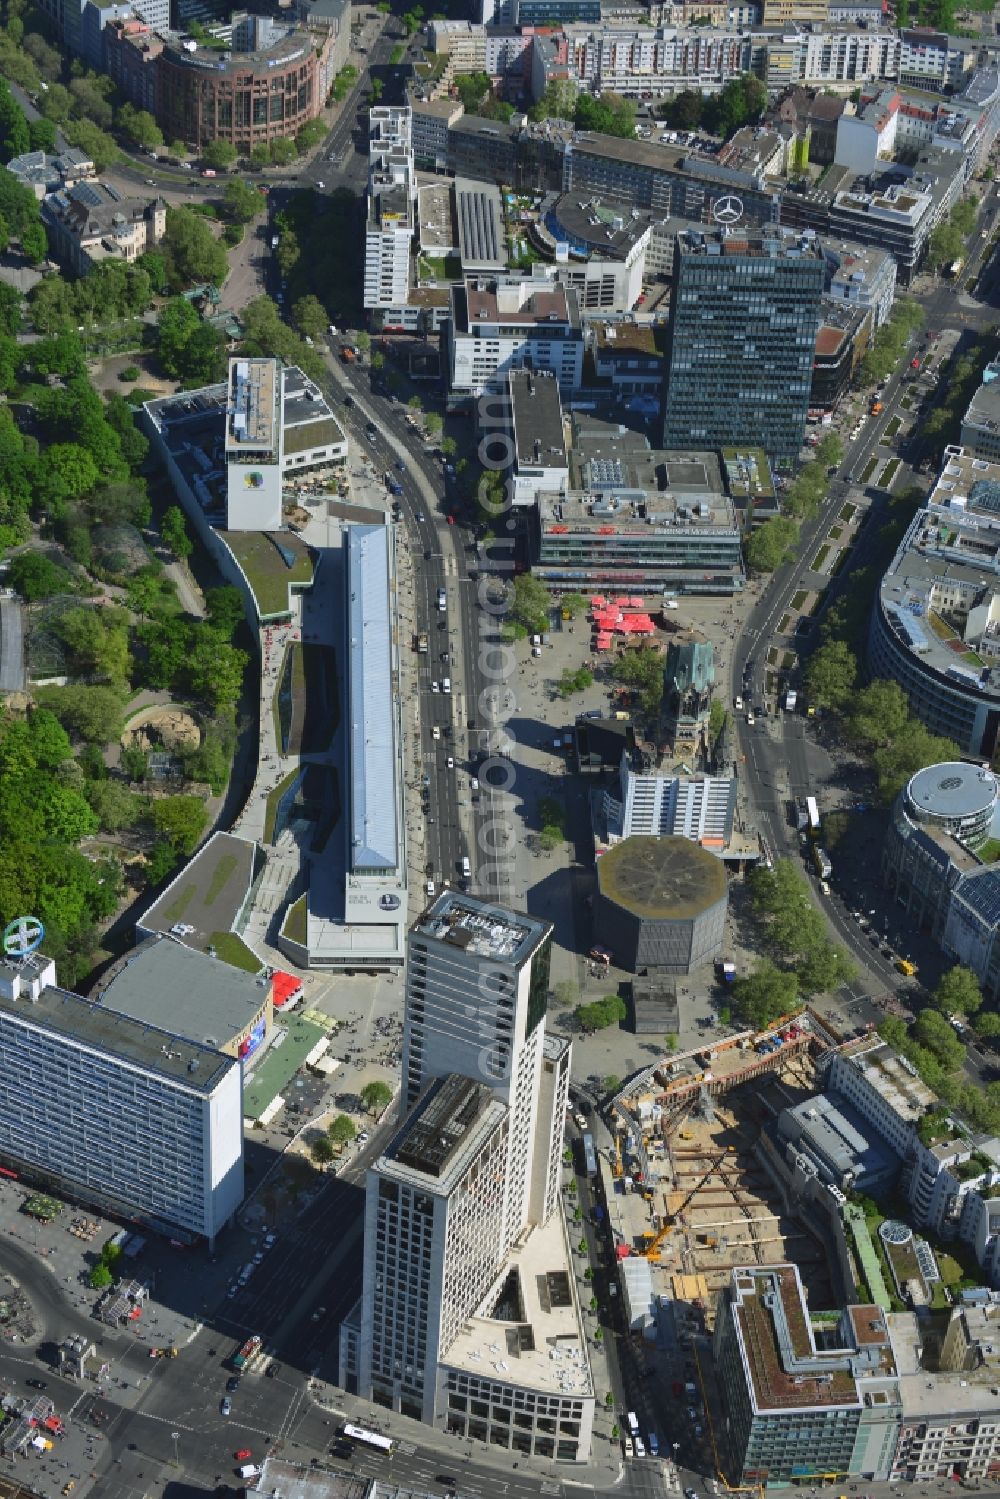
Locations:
904;762;997;850
157;18;323;153
594;835;728;974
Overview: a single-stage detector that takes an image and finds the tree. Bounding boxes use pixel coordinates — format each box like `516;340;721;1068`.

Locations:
201;138;237;172
731;961;800;1030
849;679;911;748
222;178;263;224
119;743;147;780
510;574;552;635
328;1114;357;1146
35;684;127;745
575;995;627;1032
746;516;799;573
151;794;208;855
292;294;328;342
529;78;579;123
89;1263;113;1289
8;552;72;602
270;137;297;167
927;220;964;273
913;1008;966;1072
85;779;141;833
161;504;193;560
797;940;856;996
311;1136;335;1165
974;1011;1000;1041
361;1080;392;1116
805;639;857;712
28;117;56;154
186;636;247;710
296;118;328;153
931;965;984;1018
20;220;47;264
205;586;244;636
161;207;228;291
117;104;162;151
561;592;587;619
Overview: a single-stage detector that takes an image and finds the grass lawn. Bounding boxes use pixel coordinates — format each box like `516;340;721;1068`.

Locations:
812;544;831;571
791;590;808;610
861;455;879;484
222;531;313;619
210;931;261;973
264;767;301;845
778;614;792;635
283;893;308;945
936;1251;965;1287
878;457;900;489
885;416;902;438
900;396;913;410
978;838;1000;863
839;502;857;522
781;651;796;671
828;525;843;540
164;884;196;923
205;853;239;907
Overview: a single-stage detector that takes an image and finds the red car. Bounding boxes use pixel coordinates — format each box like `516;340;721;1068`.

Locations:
234;1449;252;1462
911;357;921;369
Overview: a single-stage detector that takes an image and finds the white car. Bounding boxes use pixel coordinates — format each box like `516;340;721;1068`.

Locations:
426;879;436;896
442;677;451;693
746;711;755;726
431;681;439;693
432;725;441;740
316;180;325;189
820;880;831;895
446;756;455;769
734;695;743;711
470;777;479;792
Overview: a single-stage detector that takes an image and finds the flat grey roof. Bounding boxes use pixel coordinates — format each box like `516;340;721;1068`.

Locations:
393;1074;493;1177
98;937;269;1049
0;971;233;1094
907;762;998;821
455;177;505;271
347;525;399;872
510;370;566;469
138;832;256;954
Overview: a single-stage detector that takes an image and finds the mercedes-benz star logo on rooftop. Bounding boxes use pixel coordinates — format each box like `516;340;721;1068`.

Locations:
712;194;744;226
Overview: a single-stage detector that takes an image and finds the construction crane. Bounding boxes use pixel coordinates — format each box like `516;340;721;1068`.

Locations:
612;1130;623;1179
640;1148;731;1259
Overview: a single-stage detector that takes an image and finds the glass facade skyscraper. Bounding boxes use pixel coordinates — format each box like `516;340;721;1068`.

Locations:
663;228;824;462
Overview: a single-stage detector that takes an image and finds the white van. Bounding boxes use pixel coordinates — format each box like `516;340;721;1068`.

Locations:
461;855;471;879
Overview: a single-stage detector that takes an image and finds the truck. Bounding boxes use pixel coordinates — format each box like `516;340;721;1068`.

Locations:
784;689;797;712
716;957;736;984
232;1334;262;1372
415;632;428;654
795;798;809;832
869;398;883;416
812;845;832;880
340;346;356;363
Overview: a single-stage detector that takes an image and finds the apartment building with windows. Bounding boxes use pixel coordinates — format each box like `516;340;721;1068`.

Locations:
714;1264;902;1486
889;1303;1000;1482
960;357;1000;464
42;180;165;277
447;277;585;400
0;951;243;1246
663;227;824;461
365;106;416;312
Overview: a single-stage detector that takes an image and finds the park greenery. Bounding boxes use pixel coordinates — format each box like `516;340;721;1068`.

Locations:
361;1081;393;1117
610;646;665;718
657;75;767;138
927;197;979;273
860;297;925;387
575;994;627;1032
732;860;857;1028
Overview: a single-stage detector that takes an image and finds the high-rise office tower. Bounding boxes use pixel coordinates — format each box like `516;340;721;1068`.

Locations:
400;892;553;1252
341;894;593;1460
662;228;824;462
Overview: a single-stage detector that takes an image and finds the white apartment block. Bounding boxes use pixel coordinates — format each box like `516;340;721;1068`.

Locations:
562;25;751;94
767;27;901;90
448;278;585;399
365;106;416;312
824;239;898;329
823;1040;935;1159
597;753;737;848
889;1306;1000;1482
356;1075;511;1422
0;953;243;1247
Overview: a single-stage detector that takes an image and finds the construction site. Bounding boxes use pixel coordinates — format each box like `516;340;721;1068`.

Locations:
606;1010;843;1324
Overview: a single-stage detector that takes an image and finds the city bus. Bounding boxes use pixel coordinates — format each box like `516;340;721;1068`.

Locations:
806;796;821;835
342;1424;394;1453
582;1132;598;1177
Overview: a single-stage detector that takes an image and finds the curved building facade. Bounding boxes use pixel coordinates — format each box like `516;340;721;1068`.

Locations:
867;447;1000;758
905;762;998;850
594;834;728;974
157;18;323;151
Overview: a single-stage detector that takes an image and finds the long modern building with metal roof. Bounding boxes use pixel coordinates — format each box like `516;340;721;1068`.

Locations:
282;520;407;971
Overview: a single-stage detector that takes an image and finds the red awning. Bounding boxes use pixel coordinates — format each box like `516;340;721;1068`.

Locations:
271;971;303;1009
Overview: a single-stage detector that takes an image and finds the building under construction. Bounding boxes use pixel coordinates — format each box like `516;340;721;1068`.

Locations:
605;1010;843;1323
